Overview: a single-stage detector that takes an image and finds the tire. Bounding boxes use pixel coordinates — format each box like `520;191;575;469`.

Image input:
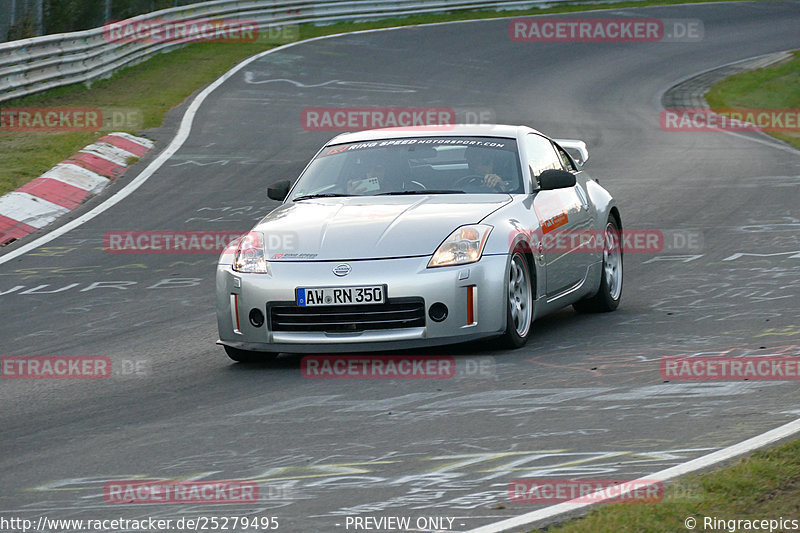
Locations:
223;345;275;363
573;216;623;313
499;250;533;349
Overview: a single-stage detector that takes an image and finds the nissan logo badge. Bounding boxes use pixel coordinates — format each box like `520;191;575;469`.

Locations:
333;263;351;277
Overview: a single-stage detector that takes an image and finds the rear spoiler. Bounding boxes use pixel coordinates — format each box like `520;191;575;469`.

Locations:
554;139;589;169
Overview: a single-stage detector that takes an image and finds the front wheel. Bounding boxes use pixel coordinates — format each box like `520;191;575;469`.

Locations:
499;250;533;349
223;345;276;363
573;216;623;313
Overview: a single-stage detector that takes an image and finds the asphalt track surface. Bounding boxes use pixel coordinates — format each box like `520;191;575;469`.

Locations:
2;2;800;532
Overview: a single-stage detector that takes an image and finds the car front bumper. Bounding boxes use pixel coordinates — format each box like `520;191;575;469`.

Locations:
216;254;509;353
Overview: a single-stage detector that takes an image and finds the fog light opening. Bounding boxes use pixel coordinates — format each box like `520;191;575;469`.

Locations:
249;308;265;328
429;302;449;322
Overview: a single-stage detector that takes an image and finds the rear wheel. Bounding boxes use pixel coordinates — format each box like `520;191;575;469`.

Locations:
223;345;276;363
573;216;623;313
500;250;533;349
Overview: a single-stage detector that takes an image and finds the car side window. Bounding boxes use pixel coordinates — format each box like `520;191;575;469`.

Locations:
525;134;563;187
555;145;577;171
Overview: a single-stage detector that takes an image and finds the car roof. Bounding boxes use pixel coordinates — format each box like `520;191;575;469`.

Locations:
326;124;543;145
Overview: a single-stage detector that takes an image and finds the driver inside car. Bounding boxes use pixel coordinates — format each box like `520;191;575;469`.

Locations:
464;147;511;191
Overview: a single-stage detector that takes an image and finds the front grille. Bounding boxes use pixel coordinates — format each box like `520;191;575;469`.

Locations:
269;298;426;332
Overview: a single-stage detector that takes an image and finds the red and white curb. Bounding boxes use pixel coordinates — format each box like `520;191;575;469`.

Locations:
0;132;153;245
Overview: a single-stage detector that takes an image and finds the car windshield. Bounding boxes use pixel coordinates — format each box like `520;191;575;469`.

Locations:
289;136;523;200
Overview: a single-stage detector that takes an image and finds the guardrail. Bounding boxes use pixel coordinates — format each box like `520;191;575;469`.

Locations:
0;0;607;104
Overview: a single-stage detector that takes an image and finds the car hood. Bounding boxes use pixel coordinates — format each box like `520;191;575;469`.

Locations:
255;195;511;261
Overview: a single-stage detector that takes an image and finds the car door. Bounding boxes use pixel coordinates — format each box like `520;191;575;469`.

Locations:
553;141;600;280
525;133;593;297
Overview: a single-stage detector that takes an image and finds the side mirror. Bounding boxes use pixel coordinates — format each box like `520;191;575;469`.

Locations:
267;179;291;201
538;169;576;190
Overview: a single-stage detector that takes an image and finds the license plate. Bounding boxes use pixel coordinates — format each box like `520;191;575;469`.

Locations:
296;285;386;306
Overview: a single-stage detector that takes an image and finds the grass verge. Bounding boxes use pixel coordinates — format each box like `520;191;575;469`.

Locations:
706;50;800;149
530;437;800;532
1;0;735;196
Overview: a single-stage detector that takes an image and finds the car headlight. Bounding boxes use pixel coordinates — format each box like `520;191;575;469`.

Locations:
233;231;271;274
428;224;493;268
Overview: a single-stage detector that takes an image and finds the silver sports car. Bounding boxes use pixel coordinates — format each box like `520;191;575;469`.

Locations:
216;125;622;362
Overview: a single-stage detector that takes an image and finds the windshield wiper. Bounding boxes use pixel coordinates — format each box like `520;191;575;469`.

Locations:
292;193;352;201
377;190;465;195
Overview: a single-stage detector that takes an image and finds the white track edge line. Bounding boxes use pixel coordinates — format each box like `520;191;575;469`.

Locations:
467;417;800;533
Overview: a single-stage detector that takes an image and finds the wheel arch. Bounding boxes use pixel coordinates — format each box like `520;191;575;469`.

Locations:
609;206;622;229
508;234;539;303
